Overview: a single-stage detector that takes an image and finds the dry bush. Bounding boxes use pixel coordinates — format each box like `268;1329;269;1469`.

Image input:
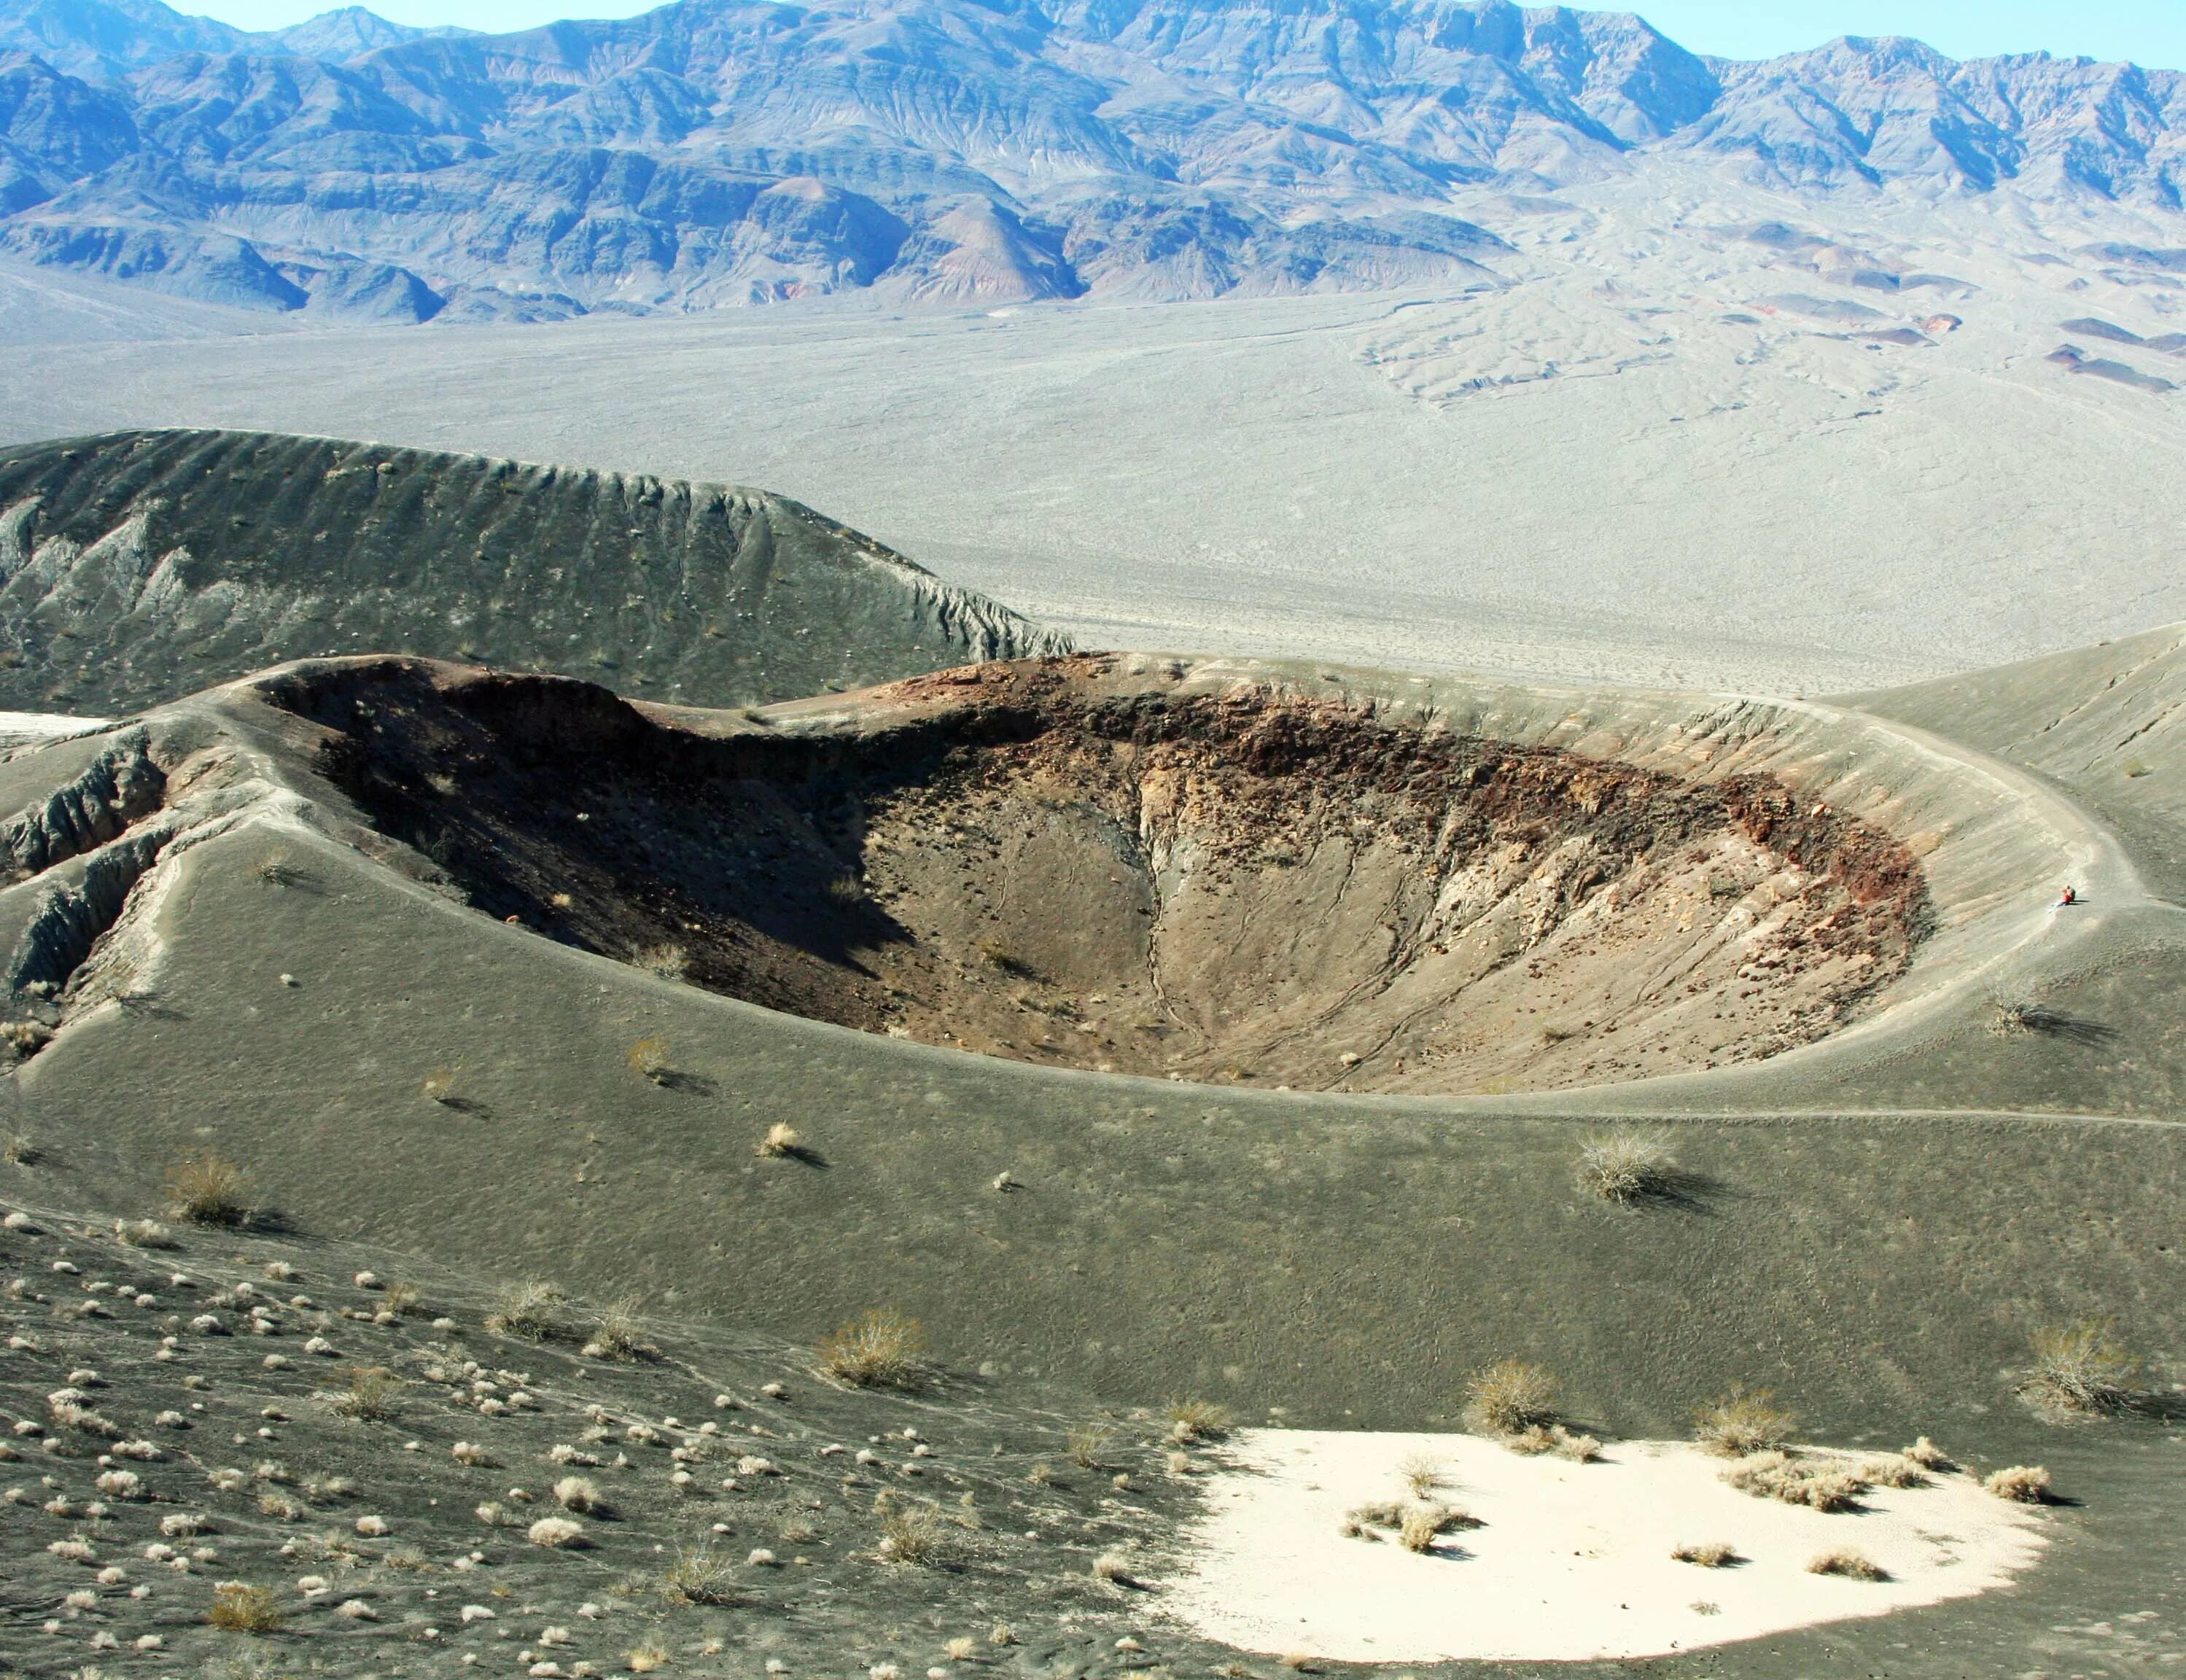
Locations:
3;1018;52;1059
1695;1385;1797;1458
626;1035;672;1083
1505;1423;1600;1461
553;1476;602;1513
757;1123;801;1159
661;1541;737;1604
116;1218;176;1248
583;1298;658;1362
817;1309;926;1389
324;1366;402;1422
1720;1450;1865;1512
1;1122;36;1164
628;1644;672;1673
1985;1465;2053;1504
382;1282;424;1317
1166;1399;1234;1442
1397;1503;1469;1553
878;1498;958;1567
421;1067;458;1105
1857;1455;1928;1489
1671;1541;1738;1568
2021;1318;2139;1417
1464;1359;1559;1436
1067;1421;1117;1469
1576;1128;1679;1202
1903;1436;1954;1471
1343;1498;1407;1533
1397;1452;1444;1497
1091;1550;1135;1582
208;1582;283;1633
486;1281;570;1341
167;1154;255;1226
635;944;690;982
527;1517;586;1548
1807;1548;1888;1582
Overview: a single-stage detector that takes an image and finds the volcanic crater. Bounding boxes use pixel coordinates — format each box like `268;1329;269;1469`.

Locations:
277;656;1930;1095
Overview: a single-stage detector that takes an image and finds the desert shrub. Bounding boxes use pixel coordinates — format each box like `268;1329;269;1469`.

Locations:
1066;1421;1117;1469
1397;1452;1444;1497
1695;1385;1796;1457
635;944;689;982
757;1123;801;1159
115;1218;176;1248
167;1154;255;1226
553;1477;602;1514
626;1035;672;1083
1505;1422;1600;1461
1808;1549;1887;1581
208;1582;283;1633
973;938;1028;975
878;1498;957;1567
1091;1550;1134;1582
1902;1436;1954;1471
527;1517;586;1548
817;1309;926;1389
486;1281;570;1341
661;1541;736;1604
381;1282;424;1317
1857;1454;1927;1488
324;1366;402;1422
1985;1465;2053;1504
1721;1450;1865;1512
1576;1128;1678;1202
1344;1499;1407;1533
629;1644;672;1673
583;1297;658;1362
2021;1318;2139;1417
1464;1359;1559;1436
1166;1399;1234;1442
421;1067;458;1104
1397;1503;1467;1553
1672;1541;1738;1568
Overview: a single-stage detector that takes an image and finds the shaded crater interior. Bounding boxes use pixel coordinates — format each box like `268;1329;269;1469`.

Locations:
279;659;1930;1095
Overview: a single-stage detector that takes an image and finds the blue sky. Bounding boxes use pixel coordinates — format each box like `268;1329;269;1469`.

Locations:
188;0;2186;72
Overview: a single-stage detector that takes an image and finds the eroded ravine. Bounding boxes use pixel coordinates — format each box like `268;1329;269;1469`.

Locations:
271;656;1930;1096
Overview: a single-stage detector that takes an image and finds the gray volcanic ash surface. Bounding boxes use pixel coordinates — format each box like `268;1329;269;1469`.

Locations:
0;428;1070;713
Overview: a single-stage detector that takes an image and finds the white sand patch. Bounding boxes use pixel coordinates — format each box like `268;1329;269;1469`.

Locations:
0;711;109;748
1164;1431;2046;1664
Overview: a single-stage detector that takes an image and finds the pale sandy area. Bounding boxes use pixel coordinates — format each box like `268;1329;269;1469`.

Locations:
1162;1430;2047;1664
0;709;106;748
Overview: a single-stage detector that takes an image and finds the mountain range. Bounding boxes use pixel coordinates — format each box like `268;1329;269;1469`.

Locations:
2;0;2185;320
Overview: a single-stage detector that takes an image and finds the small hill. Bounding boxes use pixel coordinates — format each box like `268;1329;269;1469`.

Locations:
0;428;1071;714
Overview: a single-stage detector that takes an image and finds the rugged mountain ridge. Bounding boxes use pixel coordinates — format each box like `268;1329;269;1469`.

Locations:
0;427;1071;712
0;0;2184;318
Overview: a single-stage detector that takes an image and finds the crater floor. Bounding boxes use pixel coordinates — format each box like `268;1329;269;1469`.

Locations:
281;657;1928;1096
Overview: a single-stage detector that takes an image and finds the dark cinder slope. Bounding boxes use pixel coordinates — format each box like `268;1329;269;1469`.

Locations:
1854;623;2186;900
0;650;2176;1451
0;427;1071;712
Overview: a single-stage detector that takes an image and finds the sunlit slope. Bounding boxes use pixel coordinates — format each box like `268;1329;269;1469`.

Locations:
0;428;1070;714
